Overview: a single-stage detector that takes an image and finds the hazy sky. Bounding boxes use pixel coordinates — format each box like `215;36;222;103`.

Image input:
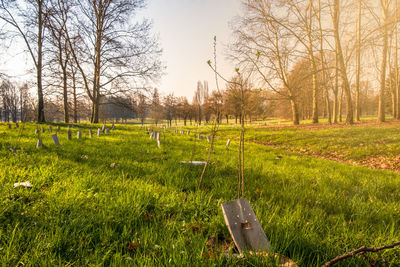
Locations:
139;0;242;100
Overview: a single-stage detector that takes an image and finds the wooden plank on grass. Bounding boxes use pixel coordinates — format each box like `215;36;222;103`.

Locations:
221;198;270;255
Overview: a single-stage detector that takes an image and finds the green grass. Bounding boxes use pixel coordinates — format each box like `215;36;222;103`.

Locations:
227;123;400;162
0;122;400;266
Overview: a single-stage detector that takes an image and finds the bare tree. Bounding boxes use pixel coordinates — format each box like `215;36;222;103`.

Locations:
316;0;331;124
0;0;48;122
136;92;147;125
331;0;354;124
65;0;162;123
231;0;303;124
45;0;72;123
163;93;176;127
377;0;391;122
354;0;362;121
151;88;162;125
176;96;191;126
193;81;207;125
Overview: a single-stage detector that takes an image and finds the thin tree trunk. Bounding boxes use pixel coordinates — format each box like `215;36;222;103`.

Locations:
378;3;389;123
63;68;69;123
37;1;45;123
355;0;361;121
395;0;400;119
388;36;396;118
333;0;353;124
72;68;78;123
290;98;300;125
339;85;344;122
333;52;339;123
308;0;318;124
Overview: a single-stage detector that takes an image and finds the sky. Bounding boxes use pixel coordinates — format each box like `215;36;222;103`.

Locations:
139;0;242;100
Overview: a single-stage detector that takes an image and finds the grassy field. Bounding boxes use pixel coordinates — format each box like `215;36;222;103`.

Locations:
1;122;400;266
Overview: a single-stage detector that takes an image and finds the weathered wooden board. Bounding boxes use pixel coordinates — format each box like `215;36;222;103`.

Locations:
207;136;211;142
77;131;82;139
67;130;72;140
51;134;61;146
97;128;101;137
105;128;110;134
89;129;93;138
221;198;270;255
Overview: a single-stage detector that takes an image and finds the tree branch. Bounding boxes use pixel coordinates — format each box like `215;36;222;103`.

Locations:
322;241;400;266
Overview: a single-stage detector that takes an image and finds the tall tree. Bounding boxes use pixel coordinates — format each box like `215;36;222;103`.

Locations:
163;93;176;127
231;0;328;125
316;0;331;123
151;88;162;125
332;0;353;124
395;0;399;119
65;0;162;123
305;0;319;123
136;92;147;125
0;0;47;122
193;81;207;125
377;0;391;122
47;0;71;123
355;0;362;121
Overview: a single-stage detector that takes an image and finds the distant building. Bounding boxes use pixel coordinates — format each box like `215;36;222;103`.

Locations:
99;95;137;122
